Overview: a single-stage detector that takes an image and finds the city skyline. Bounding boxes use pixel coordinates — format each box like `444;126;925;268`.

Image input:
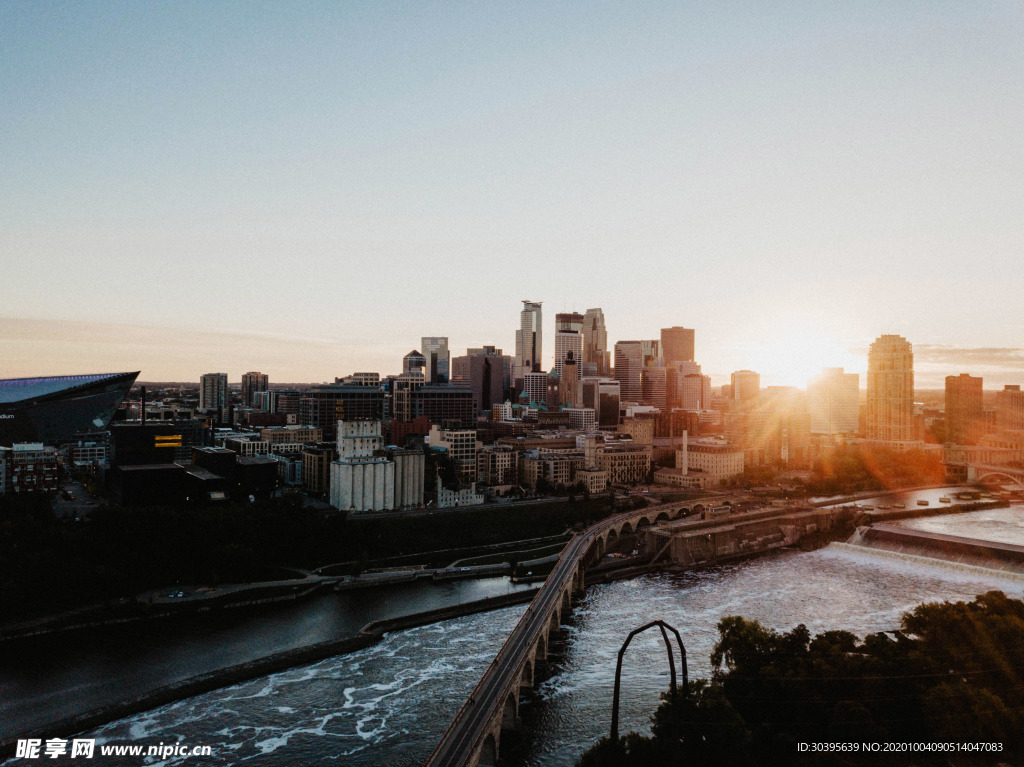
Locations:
2;3;1023;388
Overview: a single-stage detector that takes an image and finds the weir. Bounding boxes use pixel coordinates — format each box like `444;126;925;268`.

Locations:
842;524;1024;576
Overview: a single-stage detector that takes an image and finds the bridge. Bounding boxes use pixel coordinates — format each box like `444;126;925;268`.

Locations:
421;496;726;767
943;461;1024;490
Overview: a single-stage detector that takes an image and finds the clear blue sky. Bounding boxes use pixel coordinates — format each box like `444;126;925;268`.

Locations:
2;2;1023;387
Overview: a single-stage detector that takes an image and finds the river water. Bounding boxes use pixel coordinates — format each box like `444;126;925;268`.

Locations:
29;501;1021;767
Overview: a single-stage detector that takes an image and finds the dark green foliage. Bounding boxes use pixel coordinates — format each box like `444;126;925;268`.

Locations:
806;445;944;495
578;592;1024;766
0;493;613;620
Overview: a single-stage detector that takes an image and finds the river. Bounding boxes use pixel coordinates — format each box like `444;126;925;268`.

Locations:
16;499;1020;767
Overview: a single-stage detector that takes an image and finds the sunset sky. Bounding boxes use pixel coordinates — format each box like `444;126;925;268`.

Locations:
2;2;1023;388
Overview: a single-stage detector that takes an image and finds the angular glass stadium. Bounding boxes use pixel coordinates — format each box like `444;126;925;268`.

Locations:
0;372;140;446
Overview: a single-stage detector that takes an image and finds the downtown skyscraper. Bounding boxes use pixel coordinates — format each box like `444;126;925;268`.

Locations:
515;300;543;379
866;334;915;442
582;308;609;375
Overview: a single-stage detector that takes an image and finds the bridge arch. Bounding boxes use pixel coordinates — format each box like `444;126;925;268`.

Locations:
501;692;518;731
655;510;671;523
521;658;533;688
561;589;571;615
620;521;634;534
479;733;497;766
973;470;1024;490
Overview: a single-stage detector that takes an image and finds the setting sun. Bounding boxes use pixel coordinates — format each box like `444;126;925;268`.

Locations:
737;333;865;390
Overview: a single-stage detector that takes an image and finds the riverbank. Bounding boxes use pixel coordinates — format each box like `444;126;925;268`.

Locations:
0;587;539;759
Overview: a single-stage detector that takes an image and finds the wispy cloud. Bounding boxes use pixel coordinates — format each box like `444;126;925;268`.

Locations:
0;317;406;383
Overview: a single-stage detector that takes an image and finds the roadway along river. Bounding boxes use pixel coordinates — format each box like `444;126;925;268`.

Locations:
16;501;1020;767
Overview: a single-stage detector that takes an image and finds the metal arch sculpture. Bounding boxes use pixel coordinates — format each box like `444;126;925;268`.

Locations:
609;620;688;741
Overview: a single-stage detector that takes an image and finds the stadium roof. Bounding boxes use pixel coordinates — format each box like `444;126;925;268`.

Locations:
0;373;139;404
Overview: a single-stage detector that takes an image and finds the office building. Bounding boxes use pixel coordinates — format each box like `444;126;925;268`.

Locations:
240;372;268;407
808;368;860;435
614;341;644;403
730;370;760;401
403;349;427;375
515;300;543;378
521;372;549;407
421;337;450;384
554;312;584;378
582;308;610;375
641;366;667;410
199;373;229;412
559;354;580;408
451;351;507;414
660;327;695;363
678;373;712;411
413;384;476;428
996;385;1024;431
580;377;621;428
429;424;479;481
0;443;59;494
945;374;984;445
467;346;513;393
865;334;915;442
300;384;385;431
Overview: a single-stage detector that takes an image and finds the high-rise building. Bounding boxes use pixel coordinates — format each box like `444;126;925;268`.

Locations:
641;366;667;410
660;327;695;363
614;341;643;403
730;370;760;401
241;372;268;408
640;340;661;366
515;300;543;378
403;350;426;375
421;337;450;384
580;377;620;427
300;384;385;430
451;352;505;414
200;373;229;412
866;334;915;442
559;354;580;408
521;372;548;406
808;368;860;435
996;385;1024;431
945;373;984;445
679;373;712;411
582;308;609;375
554;312;584;378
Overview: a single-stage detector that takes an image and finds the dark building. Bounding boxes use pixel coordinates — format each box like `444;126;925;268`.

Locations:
299;384;385;430
451;354;505;415
0;372;139;446
110;463;186;507
110;421;209;466
413;385;475;429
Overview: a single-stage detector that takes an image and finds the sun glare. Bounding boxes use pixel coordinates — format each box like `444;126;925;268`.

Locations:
742;333;865;390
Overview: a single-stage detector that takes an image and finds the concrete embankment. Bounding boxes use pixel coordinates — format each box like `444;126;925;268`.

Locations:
850;524;1024;574
0;588;540;759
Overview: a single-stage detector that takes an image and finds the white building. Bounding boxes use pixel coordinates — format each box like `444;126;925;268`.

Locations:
330;420;395;512
808;367;860;435
428;424;479;481
565;407;596;432
686;438;744;485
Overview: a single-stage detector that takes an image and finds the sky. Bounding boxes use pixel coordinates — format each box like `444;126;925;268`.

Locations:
2;2;1023;389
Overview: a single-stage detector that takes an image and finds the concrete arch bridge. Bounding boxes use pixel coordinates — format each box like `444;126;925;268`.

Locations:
422;496;721;767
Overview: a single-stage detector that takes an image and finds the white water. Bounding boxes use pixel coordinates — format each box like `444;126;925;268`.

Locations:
24;503;1023;767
